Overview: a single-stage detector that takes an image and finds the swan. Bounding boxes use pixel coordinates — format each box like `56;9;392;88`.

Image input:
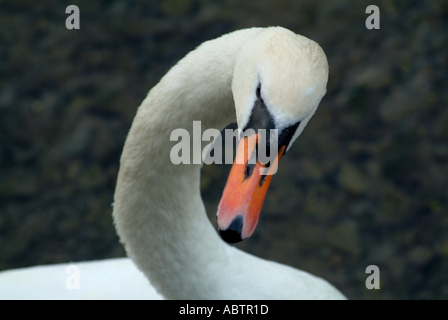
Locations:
0;27;346;300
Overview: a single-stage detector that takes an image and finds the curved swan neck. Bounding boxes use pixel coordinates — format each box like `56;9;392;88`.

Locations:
112;28;264;299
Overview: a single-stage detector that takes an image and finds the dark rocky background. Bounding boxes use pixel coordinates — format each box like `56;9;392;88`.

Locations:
1;0;447;299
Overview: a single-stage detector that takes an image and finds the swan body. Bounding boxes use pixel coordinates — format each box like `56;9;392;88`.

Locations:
0;27;346;300
0;258;162;299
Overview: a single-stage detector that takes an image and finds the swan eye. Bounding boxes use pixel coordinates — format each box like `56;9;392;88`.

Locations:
244;84;274;133
256;84;262;101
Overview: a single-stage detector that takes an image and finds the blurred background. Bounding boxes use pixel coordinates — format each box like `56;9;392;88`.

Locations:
0;0;447;299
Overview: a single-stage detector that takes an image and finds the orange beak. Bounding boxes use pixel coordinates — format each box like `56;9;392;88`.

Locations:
216;133;285;243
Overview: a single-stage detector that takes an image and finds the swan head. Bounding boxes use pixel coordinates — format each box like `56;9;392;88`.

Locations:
217;27;329;243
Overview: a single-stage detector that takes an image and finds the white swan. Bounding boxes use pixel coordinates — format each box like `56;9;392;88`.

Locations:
0;27;346;300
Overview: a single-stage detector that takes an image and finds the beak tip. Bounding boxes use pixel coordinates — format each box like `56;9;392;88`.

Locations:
219;229;244;243
218;215;245;243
